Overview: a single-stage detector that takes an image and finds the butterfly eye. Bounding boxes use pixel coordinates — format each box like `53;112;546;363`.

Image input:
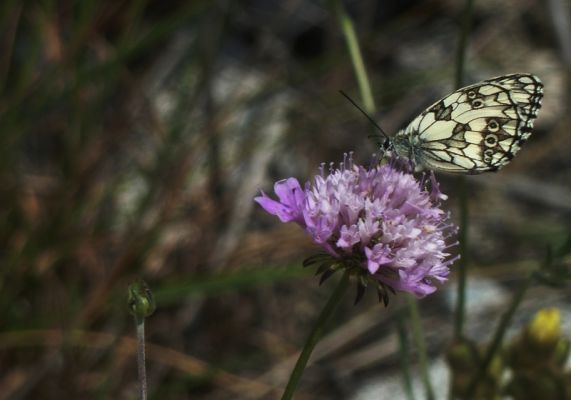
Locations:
471;99;484;108
487;119;500;132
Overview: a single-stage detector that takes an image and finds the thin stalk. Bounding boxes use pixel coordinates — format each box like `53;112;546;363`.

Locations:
135;318;148;400
450;3;475;399
128;280;155;400
396;311;415;400
453;177;469;338
281;272;350;400
465;272;535;398
407;295;435;400
454;0;474;89
330;0;376;112
452;0;475;342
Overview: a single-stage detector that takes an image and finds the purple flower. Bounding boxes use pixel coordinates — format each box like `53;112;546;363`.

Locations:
255;155;458;298
255;178;305;224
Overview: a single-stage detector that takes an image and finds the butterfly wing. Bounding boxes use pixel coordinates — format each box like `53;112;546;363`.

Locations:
395;73;543;174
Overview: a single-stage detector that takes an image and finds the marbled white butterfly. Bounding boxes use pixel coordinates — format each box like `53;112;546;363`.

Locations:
390;73;543;174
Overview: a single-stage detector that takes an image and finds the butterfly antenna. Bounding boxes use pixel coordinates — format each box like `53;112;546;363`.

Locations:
339;90;389;141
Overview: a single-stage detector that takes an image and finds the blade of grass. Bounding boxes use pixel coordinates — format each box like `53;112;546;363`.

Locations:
464;271;535;398
154;265;311;305
329;0;375;112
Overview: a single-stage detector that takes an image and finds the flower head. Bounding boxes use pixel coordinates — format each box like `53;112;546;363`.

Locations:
255;154;458;299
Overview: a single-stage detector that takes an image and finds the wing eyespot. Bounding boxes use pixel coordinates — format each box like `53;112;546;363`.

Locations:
484;134;498;147
483;149;495;164
487;119;500;132
471;99;484;108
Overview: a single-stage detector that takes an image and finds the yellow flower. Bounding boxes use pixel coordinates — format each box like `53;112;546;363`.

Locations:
527;308;561;346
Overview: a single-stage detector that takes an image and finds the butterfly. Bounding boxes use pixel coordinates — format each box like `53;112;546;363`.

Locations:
389;73;543;174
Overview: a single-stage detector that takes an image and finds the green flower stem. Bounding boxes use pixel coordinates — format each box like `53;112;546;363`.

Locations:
396;311;415;400
408;295;435;400
135;318;148;400
330;0;376;112
281;272;350;400
452;0;475;342
465;271;535;398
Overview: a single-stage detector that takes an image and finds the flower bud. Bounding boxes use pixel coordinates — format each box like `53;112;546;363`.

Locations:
128;279;156;320
526;308;560;348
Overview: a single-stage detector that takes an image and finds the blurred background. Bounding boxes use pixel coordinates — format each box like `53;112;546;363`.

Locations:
0;0;570;398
